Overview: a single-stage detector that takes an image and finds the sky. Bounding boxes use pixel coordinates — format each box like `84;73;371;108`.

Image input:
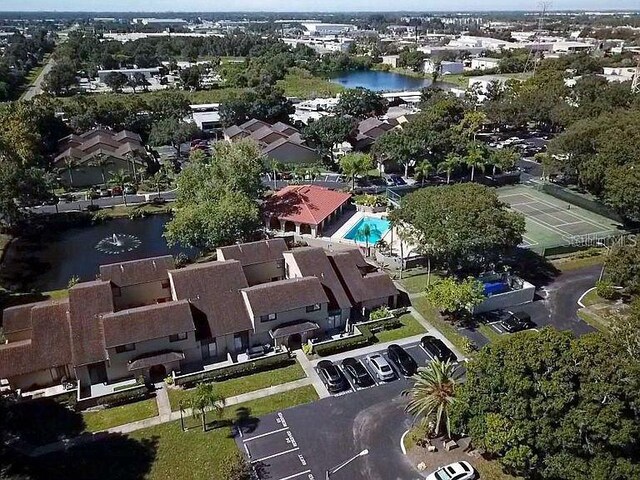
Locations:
5;0;640;12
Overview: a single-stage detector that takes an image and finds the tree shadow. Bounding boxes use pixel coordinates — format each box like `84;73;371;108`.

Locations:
29;433;159;480
230;406;260;438
506;248;560;287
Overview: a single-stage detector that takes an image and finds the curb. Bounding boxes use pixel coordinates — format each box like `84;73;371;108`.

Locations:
400;429;410;455
577;287;596;308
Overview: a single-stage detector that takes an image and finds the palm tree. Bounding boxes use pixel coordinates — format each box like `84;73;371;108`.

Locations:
125;151;142;185
437;154;461;185
89;152;114;188
464;147;486;183
60;157;80;188
415;160;434;187
490;148;519;176
340;152;373;191
180;383;225;432
109;169;130;206
150;169;170;197
402;359;459;438
358;223;372;255
269;159;284;190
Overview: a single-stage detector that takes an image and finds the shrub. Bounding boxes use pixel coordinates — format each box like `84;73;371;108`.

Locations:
370;306;392;320
460;337;477;356
314;335;371;356
596;280;618;300
94;385;150;408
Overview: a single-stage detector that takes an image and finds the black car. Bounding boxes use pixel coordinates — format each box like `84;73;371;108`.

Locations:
317;360;346;392
420;336;457;363
501;311;534;333
387;344;417;376
342;357;374;387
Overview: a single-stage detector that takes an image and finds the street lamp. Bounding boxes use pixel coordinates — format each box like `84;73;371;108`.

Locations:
596;241;611;282
325;449;369;479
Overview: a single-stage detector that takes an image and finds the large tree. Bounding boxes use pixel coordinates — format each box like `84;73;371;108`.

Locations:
219;83;293;127
302;116;356;162
372;130;422;178
339;152;373;191
451;328;640;479
390;183;525;272
605;242;640;295
164;139;264;250
43;59;77;96
149;117;199;159
335;87;388;119
103;71;128;93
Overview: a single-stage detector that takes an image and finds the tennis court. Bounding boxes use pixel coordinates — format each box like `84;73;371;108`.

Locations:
497;185;622;251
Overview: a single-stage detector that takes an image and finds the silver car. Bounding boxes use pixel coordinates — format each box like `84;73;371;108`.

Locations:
367;354;395;381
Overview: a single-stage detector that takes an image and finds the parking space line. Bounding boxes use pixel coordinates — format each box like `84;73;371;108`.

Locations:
277;470;312;480
243;426;289;443
337;365;357;393
251;447;300;463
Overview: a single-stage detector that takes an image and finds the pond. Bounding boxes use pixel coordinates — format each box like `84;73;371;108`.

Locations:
329;70;432;92
0;215;196;292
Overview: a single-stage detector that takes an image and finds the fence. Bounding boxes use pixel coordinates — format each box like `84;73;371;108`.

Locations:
539;183;624;223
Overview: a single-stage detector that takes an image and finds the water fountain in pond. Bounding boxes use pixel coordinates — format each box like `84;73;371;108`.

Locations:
95;233;142;254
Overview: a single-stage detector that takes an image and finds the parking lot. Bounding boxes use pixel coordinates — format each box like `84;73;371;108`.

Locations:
314;341;441;397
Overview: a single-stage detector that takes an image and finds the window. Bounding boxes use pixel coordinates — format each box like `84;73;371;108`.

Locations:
161;280;170;289
260;313;277;322
169;332;188;342
306;303;321;313
112;286;122;297
115;343;135;353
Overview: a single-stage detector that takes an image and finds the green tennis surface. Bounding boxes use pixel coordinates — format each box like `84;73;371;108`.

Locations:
497;185;623;250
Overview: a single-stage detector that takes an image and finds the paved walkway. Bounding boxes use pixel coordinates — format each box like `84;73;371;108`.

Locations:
155;385;172;419
296;351;330;399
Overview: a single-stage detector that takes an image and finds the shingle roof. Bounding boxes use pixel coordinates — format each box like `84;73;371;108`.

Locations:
241;277;328;318
2;303;36;334
68;280;114;366
0;300;72;379
283;247;352;310
261;137;317;155
240;118;271;132
217;239;288;266
101;300;194;348
169;261;253;338
328;249;397;305
223;125;246;139
99;255;175;287
264;185;351;226
249;126;288;144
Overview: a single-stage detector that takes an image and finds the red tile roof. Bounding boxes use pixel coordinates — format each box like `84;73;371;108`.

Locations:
265;185;351;226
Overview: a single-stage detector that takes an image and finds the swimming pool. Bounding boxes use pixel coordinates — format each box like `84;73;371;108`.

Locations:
343;216;391;244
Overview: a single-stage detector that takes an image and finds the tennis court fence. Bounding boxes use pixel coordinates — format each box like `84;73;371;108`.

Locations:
538;183;624;224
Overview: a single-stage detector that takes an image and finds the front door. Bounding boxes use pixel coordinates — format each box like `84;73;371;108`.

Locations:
149;364;167;383
234;334;244;352
87;362;108;384
288;333;302;350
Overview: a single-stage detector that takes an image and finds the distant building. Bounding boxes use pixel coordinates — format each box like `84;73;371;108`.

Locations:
424;60;464;75
133;18;188;27
301;23;356;36
551;41;592;54
54;128;148;187
381;55;400;68
470;57;501;71
223;119;321;166
97;67;160;82
354;117;395;150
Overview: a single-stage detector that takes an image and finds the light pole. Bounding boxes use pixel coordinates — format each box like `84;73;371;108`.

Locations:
325;449;369;479
596;241;611;282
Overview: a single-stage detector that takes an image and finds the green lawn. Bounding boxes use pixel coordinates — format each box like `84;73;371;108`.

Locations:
477;323;504;343
550;252;605;271
82;398;159;432
276;72;344;99
167;361;307;411
96;203;173;219
374;313;426;343
32;386;319;480
397;271;442;294
411;296;471;354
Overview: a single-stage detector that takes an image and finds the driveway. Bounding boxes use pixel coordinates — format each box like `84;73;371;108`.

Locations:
237;380;424;480
456;264;599;345
32;191;176;214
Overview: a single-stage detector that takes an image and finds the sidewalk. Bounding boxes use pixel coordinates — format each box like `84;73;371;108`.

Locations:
28;377;313;456
296;351;330;399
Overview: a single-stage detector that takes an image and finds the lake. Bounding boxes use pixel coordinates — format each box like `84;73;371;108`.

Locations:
329;70;432;92
0;215;196;292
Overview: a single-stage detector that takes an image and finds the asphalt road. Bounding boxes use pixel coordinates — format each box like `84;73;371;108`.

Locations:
22;57;55;101
238;379;422;480
32;191;176;214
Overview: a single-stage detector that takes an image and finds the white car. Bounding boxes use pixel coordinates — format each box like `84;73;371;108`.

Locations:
366;354;395;381
426;461;475;480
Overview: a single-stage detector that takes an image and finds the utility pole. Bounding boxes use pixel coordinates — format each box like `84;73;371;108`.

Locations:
632;56;640;94
523;1;551;76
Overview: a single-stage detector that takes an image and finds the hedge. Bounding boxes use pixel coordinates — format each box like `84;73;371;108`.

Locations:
314;334;371;357
173;351;293;389
78;384;151;410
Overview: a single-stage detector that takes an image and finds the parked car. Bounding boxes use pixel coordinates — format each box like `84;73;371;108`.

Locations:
426;461;475;480
420;336;457;363
317;360;346;393
501;311;534;333
387;344;417;376
342;357;374;387
123;185;137;195
366;354;395;381
111;186;123;195
98;189;111;198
